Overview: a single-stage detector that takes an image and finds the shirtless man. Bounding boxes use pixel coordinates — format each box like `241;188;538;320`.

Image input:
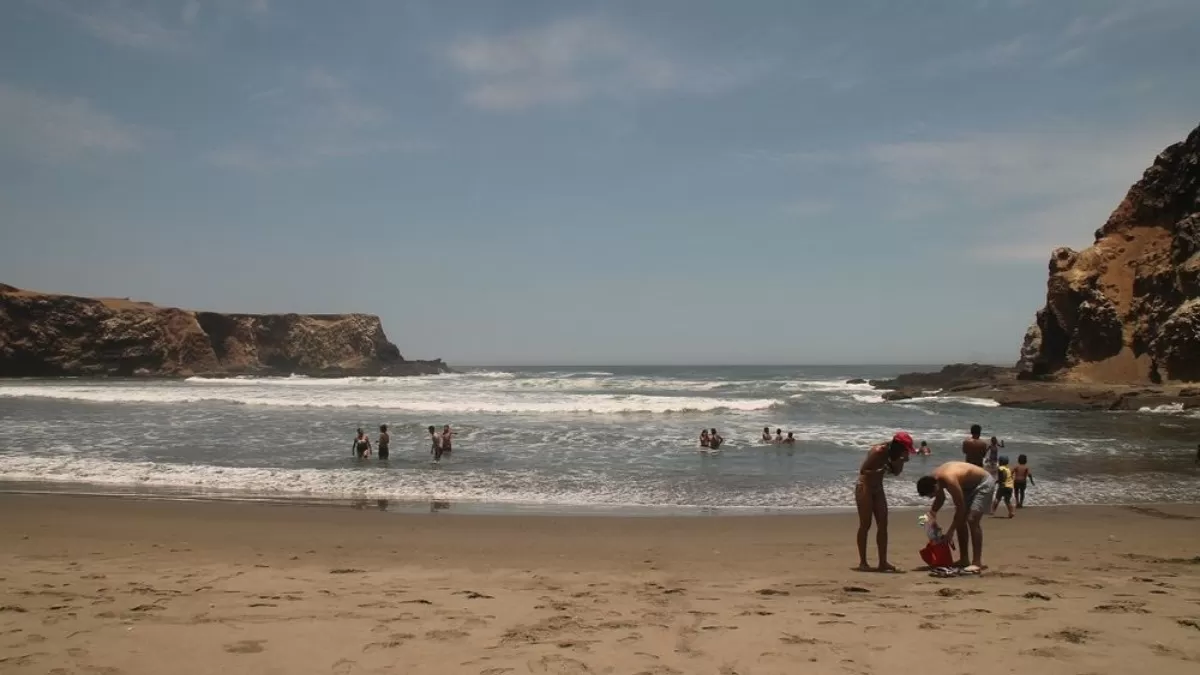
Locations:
916;461;996;572
855;431;914;572
962;424;988;467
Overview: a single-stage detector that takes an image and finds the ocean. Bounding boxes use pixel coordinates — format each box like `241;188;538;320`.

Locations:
1;366;1198;513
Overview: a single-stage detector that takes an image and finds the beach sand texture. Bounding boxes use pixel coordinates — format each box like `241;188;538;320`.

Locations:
2;495;1198;674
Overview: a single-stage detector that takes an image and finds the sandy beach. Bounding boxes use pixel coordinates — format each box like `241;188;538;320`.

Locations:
1;494;1198;675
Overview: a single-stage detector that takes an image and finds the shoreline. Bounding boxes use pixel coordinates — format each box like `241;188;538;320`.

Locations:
3;494;1199;674
3;478;1198;517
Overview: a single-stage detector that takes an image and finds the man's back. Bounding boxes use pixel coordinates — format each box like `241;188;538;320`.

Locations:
962;437;988;466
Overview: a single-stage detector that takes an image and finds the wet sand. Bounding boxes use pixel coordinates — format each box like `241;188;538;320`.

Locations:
1;494;1199;674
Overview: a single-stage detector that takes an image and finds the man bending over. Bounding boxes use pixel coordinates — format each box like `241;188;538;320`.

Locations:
916;461;995;573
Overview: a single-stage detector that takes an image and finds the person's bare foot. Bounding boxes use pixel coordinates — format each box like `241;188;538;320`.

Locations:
856;562;873;572
877;562;902;573
954;558;970;568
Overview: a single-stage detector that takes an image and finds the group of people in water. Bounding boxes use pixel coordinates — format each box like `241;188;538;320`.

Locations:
854;423;1037;575
351;424;457;463
698;428;725;450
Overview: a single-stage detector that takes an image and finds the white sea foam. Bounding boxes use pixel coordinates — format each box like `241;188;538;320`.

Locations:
0;383;777;414
1138;403;1185;414
902;396;1001;408
0;455;1190;510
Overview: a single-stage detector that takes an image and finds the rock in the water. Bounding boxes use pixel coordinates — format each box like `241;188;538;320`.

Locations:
845;378;867;385
0;285;448;378
1017;124;1200;383
870;363;1012;391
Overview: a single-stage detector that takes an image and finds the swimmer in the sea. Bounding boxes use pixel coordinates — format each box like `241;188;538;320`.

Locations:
700;429;711;448
774;429;784;444
428;425;442;462
377;424;390;461
761;427;772;443
962;424;988;467
783;432;796;445
854;432;912;572
352;428;371;459
441;424;455;457
708;429;723;450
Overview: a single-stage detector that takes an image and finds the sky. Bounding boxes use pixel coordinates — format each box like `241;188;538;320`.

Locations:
1;1;1198;366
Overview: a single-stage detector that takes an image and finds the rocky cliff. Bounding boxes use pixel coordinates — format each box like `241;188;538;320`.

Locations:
1018;123;1200;384
0;285;447;377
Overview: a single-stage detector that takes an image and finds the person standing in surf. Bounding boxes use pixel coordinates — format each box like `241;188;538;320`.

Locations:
708;429;723;450
962;424;988;467
700;429;711;448
855;431;913;572
986;436;1004;474
441;424;455;458
352;428;371;459
428;425;442;462
377;424;390;461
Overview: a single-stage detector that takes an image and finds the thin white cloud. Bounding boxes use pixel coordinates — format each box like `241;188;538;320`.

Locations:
34;0;271;51
446;17;761;111
35;0;191;52
182;0;200;25
863;127;1192;261
209;69;428;172
0;83;144;163
748;123;1192;263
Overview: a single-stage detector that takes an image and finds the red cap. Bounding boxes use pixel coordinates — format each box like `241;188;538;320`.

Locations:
892;431;915;454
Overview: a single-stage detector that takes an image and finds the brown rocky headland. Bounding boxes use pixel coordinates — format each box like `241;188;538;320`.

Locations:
870;122;1200;411
0;284;447;378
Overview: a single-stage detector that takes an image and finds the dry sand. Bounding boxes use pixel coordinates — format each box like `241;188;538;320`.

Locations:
2;494;1198;674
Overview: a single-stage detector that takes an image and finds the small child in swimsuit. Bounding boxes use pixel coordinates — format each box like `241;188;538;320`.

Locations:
992;456;1015;518
1012;454;1034;508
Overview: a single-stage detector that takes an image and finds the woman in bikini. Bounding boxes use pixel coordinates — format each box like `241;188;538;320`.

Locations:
855;432;913;572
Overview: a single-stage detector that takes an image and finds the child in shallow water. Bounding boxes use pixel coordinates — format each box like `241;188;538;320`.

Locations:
992;456;1015;518
1012;454;1034;508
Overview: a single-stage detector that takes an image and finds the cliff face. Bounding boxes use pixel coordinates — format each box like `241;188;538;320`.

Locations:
0;285;447;377
1018;124;1200;383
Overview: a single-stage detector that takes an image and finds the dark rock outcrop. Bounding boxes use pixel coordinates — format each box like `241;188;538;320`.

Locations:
870;363;1013;392
1017;124;1200;383
0;285;447;377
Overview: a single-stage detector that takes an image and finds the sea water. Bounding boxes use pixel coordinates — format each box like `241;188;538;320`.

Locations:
1;366;1198;513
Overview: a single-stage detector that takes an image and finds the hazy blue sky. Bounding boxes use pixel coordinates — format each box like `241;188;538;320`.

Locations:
1;1;1198;365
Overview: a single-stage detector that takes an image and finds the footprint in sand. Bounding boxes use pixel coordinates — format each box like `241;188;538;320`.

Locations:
633;667;682;675
1092;601;1149;614
223;640;267;654
426;629;469;641
527;654;592;674
1044;629;1091;644
362;634;415;653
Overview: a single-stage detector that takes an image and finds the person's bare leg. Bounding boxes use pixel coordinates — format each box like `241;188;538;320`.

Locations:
969;513;984;568
855;483;873;570
1006;495;1015;518
872;488;897;572
955;521;970;568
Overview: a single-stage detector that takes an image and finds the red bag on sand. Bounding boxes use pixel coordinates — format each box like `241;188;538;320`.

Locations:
920;541;954;568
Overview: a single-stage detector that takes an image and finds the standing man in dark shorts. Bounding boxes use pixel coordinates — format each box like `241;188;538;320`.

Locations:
917;461;995;572
428;425;442;462
962;424;988;467
441;425;455;457
377;424;390;461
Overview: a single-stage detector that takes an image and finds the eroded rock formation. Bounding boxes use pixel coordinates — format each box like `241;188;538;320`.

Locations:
1017;124;1200;383
0;285;447;377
